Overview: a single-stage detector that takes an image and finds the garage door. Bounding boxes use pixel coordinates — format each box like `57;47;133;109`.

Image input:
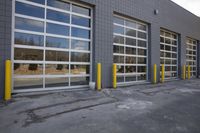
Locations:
113;15;148;85
12;0;92;92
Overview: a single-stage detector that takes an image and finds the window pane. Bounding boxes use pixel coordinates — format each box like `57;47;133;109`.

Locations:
45;64;69;75
126;57;136;64
46;51;69;62
72;15;90;27
114;17;124;25
72;4;90;16
138;66;146;72
47;0;70;10
138;31;146;39
16;2;44;18
126;20;136;28
138;74;146;80
46;36;69;49
114;45;124;54
126;38;136;46
117;76;124;82
72;27;90;39
14;78;43;90
71;77;89;86
125;75;136;82
15;32;44;46
138;57;146;64
47;9;70;23
138;40;146;47
71;65;90;75
71;40;90;51
71;52;90;62
45;77;69;88
114;56;124;64
117;65;124;73
126;47;136;55
114;25;124;34
14;63;43;75
137;23;146;31
125;28;136;37
15;17;44;32
125;66;136;73
26;0;45;4
14;48;43;61
47;23;69;36
138;49;146;56
114;36;124;44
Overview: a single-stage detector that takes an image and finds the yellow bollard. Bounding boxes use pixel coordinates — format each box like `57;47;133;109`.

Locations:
161;64;165;83
97;63;101;91
182;65;186;80
5;60;11;101
153;64;157;84
113;64;117;89
188;65;191;80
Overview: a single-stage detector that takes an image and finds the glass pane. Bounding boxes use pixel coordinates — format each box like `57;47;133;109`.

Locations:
14;63;43;75
15;32;44;46
126;20;136;28
117;65;124;73
47;0;70;10
125;28;136;37
165;45;171;51
14;48;43;61
47;23;69;36
113;36;124;44
16;2;44;18
138;31;146;39
114;45;124;54
138;57;146;64
114;17;124;25
72;15;90;27
126;47;136;55
117;76;124;83
71;40;90;51
125;66;136;73
26;0;45;4
160;37;164;43
138;49;146;56
125;75;136;82
46;51;69;62
138;74;146;80
165;38;171;44
45;77;69;88
126;38;136;46
71;65;90;75
114;56;124;63
15;17;44;32
71;52;90;62
47;9;70;23
46;36;69;49
138;40;146;47
126;57;136;64
45;64;69;75
71;27;90;39
70;77;89;86
137;23;146;31
14;78;43;90
138;66;146;72
114;25;124;34
72;4;90;16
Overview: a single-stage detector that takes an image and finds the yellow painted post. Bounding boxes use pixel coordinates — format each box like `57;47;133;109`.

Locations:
113;64;117;89
5;60;11;101
97;63;101;91
188;65;191;80
153;64;157;84
161;64;165;83
182;65;186;80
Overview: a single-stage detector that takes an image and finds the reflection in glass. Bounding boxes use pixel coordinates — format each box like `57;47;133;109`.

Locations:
27;0;45;4
114;25;124;34
138;57;146;64
117;65;124;73
46;36;69;49
125;76;136;82
137;23;146;31
70;65;90;75
14;63;43;75
117;76;124;82
114;56;124;64
47;23;69;36
71;40;90;51
15;32;44;46
125;66;136;73
45;64;69;75
126;47;136;55
71;52;90;62
46;51;69;62
138;31;146;39
138;40;146;47
138;66;146;73
45;77;69;88
72;15;90;27
47;9;70;23
72;4;90;16
126;38;136;46
126;57;136;64
138;74;146;80
138;49;146;56
15;17;44;32
71;77;89;86
113;36;124;44
125;28;136;37
114;45;124;54
126;20;136;28
14;48;43;61
71;27;90;39
114;17;124;25
14;78;43;90
47;0;70;10
16;2;44;18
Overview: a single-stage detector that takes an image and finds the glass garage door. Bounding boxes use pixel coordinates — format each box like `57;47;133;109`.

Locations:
113;16;148;84
13;0;92;92
186;38;197;77
160;30;178;80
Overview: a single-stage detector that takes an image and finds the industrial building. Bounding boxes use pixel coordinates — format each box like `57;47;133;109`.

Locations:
0;0;200;100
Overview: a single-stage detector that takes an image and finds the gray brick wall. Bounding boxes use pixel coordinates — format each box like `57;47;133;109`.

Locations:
0;0;12;100
0;0;200;99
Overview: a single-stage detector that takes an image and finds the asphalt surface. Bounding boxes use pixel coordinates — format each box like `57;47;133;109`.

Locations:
0;79;200;133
